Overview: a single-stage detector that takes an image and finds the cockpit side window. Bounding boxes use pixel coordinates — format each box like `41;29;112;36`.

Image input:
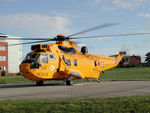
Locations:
41;54;48;63
31;54;37;60
25;53;37;60
25;54;32;60
22;53;38;63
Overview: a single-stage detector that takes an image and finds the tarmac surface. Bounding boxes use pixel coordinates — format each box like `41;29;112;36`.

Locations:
0;81;150;100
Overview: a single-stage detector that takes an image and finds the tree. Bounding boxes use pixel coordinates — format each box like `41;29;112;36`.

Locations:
145;52;150;64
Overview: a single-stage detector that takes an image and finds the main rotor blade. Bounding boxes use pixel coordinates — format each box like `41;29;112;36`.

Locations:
67;23;119;37
0;36;7;38
0;37;51;40
8;39;55;46
70;32;150;39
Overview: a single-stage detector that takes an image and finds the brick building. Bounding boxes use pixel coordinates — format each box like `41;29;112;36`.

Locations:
0;42;8;74
119;55;141;67
0;34;22;75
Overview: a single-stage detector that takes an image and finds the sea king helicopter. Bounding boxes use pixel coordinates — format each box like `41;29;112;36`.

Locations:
1;23;150;86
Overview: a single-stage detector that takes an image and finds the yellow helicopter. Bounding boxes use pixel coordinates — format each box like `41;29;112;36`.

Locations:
20;35;125;86
2;23;150;86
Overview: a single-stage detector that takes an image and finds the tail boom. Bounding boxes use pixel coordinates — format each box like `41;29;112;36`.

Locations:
99;52;126;72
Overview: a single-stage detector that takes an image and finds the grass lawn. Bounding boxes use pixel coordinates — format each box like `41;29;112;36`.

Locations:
100;67;150;81
0;96;150;113
0;67;150;84
0;75;34;84
0;68;150;113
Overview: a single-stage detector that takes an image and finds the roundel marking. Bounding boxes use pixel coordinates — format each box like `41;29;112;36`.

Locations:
101;62;104;68
114;60;118;64
50;65;55;71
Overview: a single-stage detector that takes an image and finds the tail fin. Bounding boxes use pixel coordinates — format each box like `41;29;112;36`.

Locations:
115;52;126;65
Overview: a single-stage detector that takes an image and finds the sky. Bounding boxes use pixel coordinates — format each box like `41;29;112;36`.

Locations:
0;0;150;62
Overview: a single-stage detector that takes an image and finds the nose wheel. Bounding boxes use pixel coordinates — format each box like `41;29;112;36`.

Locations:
66;79;74;86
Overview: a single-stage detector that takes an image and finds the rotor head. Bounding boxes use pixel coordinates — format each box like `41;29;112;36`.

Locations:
55;34;69;41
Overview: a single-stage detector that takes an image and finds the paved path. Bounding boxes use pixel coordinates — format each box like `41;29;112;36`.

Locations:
0;81;150;100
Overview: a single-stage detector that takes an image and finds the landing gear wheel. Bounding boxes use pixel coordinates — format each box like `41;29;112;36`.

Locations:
66;79;74;86
84;78;88;82
97;80;100;83
36;81;44;86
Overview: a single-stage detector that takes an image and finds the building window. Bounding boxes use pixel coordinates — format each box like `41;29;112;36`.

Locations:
0;56;6;61
0;67;6;71
0;39;5;42
0;46;6;51
3;67;6;71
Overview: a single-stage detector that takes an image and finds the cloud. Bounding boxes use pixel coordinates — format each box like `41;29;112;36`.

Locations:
138;13;150;18
91;0;149;11
77;42;87;48
93;0;105;5
112;0;132;9
91;46;121;56
112;0;147;9
97;36;113;41
91;42;148;62
3;0;16;3
0;13;72;36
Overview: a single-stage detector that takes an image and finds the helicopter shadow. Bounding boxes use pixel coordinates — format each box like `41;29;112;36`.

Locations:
0;83;65;89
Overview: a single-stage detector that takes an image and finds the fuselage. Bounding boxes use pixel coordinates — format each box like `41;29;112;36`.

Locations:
20;41;125;82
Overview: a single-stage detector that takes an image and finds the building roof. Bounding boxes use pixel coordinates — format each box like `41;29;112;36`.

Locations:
0;34;21;39
0;33;6;35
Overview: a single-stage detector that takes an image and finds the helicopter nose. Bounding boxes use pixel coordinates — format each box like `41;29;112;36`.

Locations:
20;63;30;71
20;63;30;76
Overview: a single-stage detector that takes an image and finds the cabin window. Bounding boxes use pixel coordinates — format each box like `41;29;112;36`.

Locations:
41;54;48;63
74;59;77;66
58;46;76;54
48;54;55;60
66;59;71;66
94;61;97;66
